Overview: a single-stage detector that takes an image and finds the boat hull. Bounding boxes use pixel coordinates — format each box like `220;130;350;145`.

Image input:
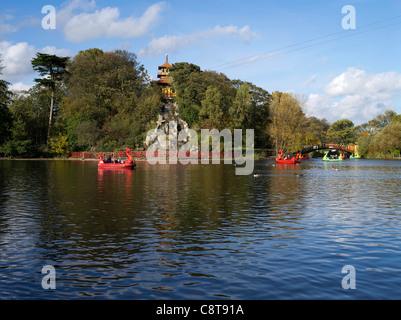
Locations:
276;159;301;164
276;150;301;164
98;162;136;169
323;155;343;161
97;148;136;169
323;150;344;161
322;158;342;161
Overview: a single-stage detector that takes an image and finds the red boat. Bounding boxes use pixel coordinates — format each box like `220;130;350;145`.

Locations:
276;150;301;164
97;148;136;169
300;154;309;159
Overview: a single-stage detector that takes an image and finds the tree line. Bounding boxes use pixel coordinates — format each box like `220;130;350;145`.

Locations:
0;49;400;158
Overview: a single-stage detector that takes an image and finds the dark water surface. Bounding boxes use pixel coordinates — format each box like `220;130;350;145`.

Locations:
1;159;401;299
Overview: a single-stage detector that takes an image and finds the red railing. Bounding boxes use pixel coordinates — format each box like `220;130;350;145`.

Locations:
69;151;254;159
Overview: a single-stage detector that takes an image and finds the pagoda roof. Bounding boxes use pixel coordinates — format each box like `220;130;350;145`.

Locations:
158;62;172;68
158;54;172;69
158;78;172;84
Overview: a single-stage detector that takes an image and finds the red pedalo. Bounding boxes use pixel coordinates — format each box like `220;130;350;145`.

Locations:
276;150;301;164
97;148;136;169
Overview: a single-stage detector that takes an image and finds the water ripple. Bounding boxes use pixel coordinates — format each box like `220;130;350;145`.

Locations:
1;159;401;299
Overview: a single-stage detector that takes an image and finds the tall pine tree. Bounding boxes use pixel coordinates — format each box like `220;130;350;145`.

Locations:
31;53;69;141
0;58;12;147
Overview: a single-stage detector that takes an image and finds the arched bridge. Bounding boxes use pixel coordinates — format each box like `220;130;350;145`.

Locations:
300;144;357;155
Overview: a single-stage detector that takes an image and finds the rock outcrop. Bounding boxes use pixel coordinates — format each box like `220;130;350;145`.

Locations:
144;100;193;150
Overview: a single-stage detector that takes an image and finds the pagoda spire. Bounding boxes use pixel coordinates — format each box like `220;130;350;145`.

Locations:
166;53;168;63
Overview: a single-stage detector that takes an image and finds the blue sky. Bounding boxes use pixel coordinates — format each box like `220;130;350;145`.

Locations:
1;0;401;124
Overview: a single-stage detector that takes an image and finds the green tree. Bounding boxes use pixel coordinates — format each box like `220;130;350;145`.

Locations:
356;130;373;156
368;110;396;134
0;119;34;157
170;62;201;95
170;62;204;127
170;63;236;128
304;116;330;145
8;87;50;146
268;91;307;153
64;49;147;122
233;80;271;148
61;48;154;150
0;59;12;147
370;121;401;156
199;86;225;129
74;120;100;150
355;110;397;136
391;114;401;123
49;134;70;157
326;119;355;145
229;83;252;129
1;87;50;157
31;53;69;140
100;92;161;151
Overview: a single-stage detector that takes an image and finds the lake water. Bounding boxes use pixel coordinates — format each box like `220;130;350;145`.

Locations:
1;158;401;300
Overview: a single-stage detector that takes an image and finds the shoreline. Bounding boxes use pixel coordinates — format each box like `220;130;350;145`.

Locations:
1;156;400;161
0;157;148;162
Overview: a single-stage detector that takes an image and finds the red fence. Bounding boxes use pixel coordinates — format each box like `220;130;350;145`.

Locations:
70;152;145;159
69;151;259;159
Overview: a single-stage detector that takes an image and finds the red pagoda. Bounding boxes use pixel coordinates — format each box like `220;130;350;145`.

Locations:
157;54;176;98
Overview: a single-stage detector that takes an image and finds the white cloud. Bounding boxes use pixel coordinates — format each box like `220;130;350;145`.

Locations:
0;41;71;86
41;46;71;57
10;81;33;92
62;1;165;42
0;41;35;83
305;67;401;124
58;0;97;26
306;73;319;87
0;14;18;37
139;25;259;57
0;13;39;38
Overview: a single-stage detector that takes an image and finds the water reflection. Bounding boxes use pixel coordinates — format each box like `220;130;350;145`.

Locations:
0;159;401;299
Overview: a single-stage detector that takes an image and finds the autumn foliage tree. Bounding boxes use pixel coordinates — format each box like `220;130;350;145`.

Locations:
60;48;160;151
326;119;355;145
170;63;271;148
356;110;401;158
268;91;307;153
5;48;399;159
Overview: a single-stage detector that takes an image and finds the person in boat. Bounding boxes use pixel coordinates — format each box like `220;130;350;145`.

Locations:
106;156;112;163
